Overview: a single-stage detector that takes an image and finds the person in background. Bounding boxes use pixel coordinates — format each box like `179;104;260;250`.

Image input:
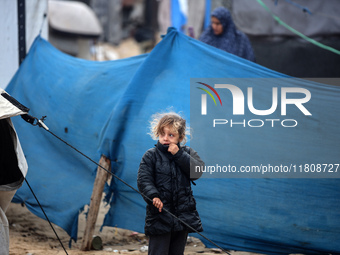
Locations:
199;6;256;62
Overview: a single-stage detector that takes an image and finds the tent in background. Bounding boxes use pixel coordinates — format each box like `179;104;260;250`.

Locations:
6;28;340;254
0;89;28;254
6;36;147;242
232;0;340;78
0;0;48;89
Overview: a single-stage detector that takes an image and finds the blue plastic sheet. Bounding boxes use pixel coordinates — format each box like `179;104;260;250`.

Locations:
6;36;147;242
7;28;340;254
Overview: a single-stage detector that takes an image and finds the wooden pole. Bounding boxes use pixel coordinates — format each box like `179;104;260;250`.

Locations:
81;155;111;251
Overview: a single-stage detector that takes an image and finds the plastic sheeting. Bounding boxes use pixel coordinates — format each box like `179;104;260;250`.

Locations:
0;89;28;188
6;28;340;254
1;89;29;255
233;0;340;37
0;0;48;89
6;37;147;242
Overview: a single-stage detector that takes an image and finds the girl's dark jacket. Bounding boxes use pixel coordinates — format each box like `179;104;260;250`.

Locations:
137;141;204;236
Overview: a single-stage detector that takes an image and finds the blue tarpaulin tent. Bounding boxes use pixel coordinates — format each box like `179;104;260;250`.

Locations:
6;28;340;254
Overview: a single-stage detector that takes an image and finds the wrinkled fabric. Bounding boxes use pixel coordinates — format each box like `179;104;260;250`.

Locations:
233;0;340;37
0;119;24;190
0;91;28;255
199;7;255;61
6;28;340;254
137;142;204;236
6;35;147;242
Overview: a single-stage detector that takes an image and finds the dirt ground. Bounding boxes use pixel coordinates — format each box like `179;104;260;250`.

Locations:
7;202;264;255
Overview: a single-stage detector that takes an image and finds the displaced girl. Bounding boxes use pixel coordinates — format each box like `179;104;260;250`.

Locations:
137;112;204;255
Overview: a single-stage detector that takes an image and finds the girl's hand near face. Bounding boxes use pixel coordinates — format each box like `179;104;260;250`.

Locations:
168;143;179;155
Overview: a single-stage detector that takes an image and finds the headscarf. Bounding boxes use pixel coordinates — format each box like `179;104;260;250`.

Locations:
199;7;255;62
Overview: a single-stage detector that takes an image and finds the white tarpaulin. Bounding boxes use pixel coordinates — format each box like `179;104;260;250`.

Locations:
0;0;48;89
0;89;28;254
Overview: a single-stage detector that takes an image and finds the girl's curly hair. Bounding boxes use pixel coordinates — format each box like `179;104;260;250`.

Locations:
149;111;189;145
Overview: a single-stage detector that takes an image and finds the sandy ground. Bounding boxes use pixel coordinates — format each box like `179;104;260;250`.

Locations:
7;202;265;255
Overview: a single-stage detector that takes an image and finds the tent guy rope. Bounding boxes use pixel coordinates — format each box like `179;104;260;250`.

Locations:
24;178;69;255
21;114;232;255
257;0;340;55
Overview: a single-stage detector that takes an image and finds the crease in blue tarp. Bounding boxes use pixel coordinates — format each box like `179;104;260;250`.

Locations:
6;27;340;254
7;35;148;242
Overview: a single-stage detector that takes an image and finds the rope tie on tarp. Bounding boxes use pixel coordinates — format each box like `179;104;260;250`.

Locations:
24;178;69;255
257;0;340;55
19;114;68;254
22;114;231;255
275;0;312;15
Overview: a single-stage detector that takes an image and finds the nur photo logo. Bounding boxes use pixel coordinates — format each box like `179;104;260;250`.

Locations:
196;82;222;115
195;80;312;128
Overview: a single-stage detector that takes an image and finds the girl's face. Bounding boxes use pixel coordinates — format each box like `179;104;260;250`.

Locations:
211;16;223;35
159;125;183;145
